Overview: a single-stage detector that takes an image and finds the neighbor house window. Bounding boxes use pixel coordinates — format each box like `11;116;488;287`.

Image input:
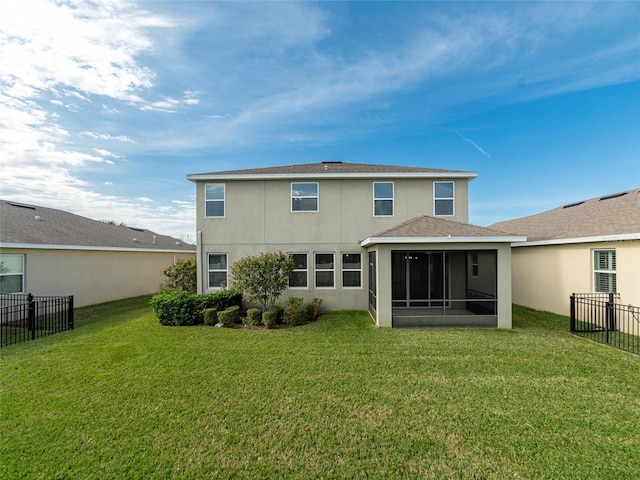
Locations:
434;181;454;216
291;182;318;212
594;250;616;293
0;254;25;293
289;253;308;288
208;253;227;288
373;182;394;216
470;252;479;277
315;253;335;288
342;253;362;288
205;183;225;217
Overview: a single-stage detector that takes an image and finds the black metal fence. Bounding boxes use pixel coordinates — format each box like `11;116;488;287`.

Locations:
0;294;74;348
570;293;640;355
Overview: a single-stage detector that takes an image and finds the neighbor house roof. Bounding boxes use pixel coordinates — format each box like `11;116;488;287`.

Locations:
0;200;196;252
490;188;640;245
188;161;477;181
361;215;525;247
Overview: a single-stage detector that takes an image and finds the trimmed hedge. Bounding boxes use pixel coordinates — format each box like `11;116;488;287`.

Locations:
262;306;284;329
151;289;243;326
244;308;262;326
218;305;241;325
203;308;218;326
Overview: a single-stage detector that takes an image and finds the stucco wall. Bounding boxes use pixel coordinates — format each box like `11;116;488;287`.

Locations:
195;177;470;246
1;247;195;308
511;241;640;316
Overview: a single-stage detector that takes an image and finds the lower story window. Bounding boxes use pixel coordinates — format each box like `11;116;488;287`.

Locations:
594;249;616;293
315;253;335;288
342;253;362;287
0;254;25;293
208;253;227;288
289;253;308;288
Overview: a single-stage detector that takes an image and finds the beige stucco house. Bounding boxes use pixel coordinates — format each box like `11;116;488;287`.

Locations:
491;188;640;317
188;162;524;328
0;200;196;307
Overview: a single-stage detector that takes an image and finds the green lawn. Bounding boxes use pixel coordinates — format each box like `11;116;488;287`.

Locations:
2;297;639;479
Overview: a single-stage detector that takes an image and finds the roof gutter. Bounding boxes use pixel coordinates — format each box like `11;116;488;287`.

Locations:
511;232;640;247
0;242;196;254
187;171;478;182
361;235;527;247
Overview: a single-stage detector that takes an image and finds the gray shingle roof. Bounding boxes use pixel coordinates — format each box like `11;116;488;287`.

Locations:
490;189;640;242
365;215;522;243
188;161;476;179
0;200;196;251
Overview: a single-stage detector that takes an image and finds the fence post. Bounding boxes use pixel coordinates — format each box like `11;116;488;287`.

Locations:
569;294;576;332
68;296;74;330
605;293;614;344
27;293;36;340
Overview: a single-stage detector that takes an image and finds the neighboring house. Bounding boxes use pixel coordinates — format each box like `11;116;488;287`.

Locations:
491;188;640;316
187;162;524;328
0;200;196;307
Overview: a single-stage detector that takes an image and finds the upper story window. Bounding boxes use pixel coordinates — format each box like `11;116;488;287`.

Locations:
205;183;225;217
0;254;25;293
594;250;616;293
373;182;394;216
291;182;318;212
434;181;454;216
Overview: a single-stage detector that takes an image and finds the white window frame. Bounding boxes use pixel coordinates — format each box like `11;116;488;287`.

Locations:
341;253;362;288
291;182;319;212
314;252;335;288
593;249;616;293
288;253;308;289
471;252;479;277
207;253;228;289
0;253;25;294
434;181;455;217
373;182;394;217
205;183;225;218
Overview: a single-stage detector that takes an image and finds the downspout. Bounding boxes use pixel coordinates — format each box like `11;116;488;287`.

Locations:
197;230;203;294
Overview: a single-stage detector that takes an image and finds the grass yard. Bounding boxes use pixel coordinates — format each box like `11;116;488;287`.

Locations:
2;297;639;479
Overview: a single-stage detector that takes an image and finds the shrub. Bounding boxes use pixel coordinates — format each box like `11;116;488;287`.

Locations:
203;308;218;326
199;289;243;312
262;306;284;329
150;290;201;326
309;297;323;321
230;251;295;311
218;305;241;325
160;257;197;293
284;296;310;326
244;308;262;327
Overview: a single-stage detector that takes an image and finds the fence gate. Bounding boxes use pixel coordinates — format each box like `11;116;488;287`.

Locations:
570;293;640;355
0;294;74;348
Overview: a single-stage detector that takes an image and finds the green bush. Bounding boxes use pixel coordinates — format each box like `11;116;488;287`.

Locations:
150;290;201;326
244;308;262;327
160;257;197;293
150;289;243;326
284;296;310;326
262;306;284;329
203;308;218;326
199;289;243;312
309;297;323;321
218;305;241;325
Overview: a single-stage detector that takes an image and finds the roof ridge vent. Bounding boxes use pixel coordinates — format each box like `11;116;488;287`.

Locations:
6;201;36;210
562;201;584;209
321;161;343;164
599;192;627;201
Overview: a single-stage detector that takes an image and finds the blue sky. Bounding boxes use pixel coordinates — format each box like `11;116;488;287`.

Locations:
1;1;639;240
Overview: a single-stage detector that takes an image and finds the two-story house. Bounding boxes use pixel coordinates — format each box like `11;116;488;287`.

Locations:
187;162;524;328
